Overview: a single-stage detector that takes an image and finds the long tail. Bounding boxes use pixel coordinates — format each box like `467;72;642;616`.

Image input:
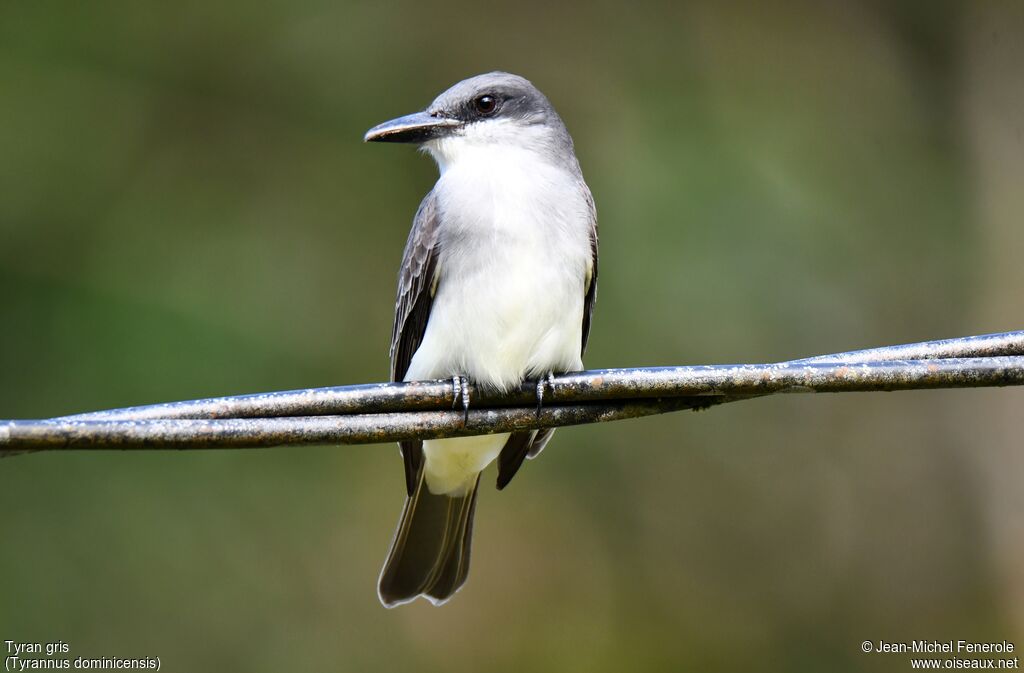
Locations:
378;471;480;607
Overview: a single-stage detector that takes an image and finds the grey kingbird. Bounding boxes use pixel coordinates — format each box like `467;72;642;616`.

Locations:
365;72;598;607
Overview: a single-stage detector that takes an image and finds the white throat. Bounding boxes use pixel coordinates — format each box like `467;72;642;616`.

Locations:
424;119;562;175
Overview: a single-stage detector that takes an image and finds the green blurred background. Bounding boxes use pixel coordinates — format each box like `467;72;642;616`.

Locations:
2;1;1023;671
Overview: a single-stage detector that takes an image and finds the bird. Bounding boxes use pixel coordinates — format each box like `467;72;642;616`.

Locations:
364;72;598;607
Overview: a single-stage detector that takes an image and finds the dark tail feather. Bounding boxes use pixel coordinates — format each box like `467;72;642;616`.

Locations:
378;472;479;607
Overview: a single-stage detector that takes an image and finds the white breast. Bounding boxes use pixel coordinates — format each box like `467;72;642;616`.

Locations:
403;136;593;391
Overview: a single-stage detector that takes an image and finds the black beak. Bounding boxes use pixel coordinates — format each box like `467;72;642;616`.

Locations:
364;111;461;143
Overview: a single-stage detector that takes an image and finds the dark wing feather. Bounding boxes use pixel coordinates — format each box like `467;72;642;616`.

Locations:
391;191;442;496
526;427;556;460
581;186;599;355
497;184;599;488
496;431;535;491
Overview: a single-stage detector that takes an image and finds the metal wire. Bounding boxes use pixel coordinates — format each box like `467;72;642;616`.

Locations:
2;331;1023;454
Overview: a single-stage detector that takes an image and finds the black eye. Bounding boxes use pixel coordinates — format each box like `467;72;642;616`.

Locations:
473;95;497;116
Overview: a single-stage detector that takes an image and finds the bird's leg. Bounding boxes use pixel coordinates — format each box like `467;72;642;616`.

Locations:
451;375;471;425
535;372;556;418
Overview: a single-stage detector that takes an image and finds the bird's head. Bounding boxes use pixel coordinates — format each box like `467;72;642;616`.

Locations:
364;72;574;171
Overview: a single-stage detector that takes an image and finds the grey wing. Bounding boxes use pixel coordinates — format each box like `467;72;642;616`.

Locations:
580;185;599;355
497;186;599;487
390;190;442;496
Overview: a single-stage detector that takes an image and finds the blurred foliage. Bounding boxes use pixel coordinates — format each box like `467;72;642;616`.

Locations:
2;1;1023;671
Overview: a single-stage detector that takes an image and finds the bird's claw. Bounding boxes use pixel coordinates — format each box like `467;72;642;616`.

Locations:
451;375;470;425
451;376;461;410
535;372;556;418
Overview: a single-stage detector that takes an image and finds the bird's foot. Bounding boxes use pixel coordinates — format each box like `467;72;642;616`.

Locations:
451;375;471;425
535;372;556;418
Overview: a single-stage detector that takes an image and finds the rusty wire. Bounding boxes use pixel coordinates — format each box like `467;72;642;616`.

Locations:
2;330;1023;454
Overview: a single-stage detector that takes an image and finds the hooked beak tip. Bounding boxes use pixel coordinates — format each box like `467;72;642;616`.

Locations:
364;111;460;144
